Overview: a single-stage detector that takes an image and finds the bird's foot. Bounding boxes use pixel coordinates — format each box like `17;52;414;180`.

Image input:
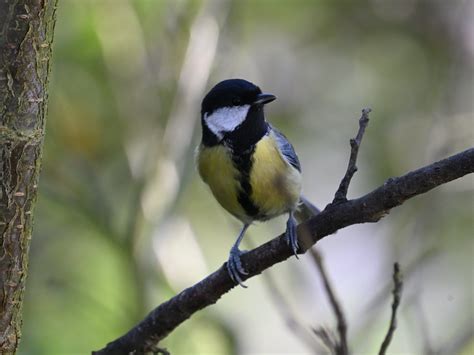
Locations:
285;213;299;258
227;247;248;288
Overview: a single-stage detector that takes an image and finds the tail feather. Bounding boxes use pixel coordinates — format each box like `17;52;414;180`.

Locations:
294;195;320;223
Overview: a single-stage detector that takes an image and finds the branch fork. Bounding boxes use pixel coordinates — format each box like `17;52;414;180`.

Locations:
93;108;474;354
333;107;371;204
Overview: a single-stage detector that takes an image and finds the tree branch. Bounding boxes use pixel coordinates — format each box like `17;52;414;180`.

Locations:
0;0;58;351
334;108;371;203
379;263;403;355
94;142;473;353
310;249;348;355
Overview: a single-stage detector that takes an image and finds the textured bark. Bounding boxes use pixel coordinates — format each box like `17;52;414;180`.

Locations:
94;147;474;354
0;0;57;352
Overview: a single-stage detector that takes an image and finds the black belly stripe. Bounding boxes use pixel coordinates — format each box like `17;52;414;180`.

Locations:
231;146;260;218
223;105;270;220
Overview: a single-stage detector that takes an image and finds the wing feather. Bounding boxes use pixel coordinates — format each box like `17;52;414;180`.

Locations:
270;125;301;172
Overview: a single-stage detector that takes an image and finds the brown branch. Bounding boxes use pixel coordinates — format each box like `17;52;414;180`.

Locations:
379;263;403;355
333;108;371;203
310;249;348;355
93;143;473;353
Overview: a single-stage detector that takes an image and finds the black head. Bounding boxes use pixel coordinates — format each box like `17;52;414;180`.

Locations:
200;79;276;149
201;79;275;115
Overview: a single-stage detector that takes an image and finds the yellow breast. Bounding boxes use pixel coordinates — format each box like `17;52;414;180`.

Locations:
249;134;302;219
196;133;302;223
196;144;248;221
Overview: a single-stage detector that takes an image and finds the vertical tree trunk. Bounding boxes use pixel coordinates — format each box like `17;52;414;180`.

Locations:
0;0;58;352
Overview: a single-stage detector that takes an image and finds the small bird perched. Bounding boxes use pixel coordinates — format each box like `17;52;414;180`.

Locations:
196;79;314;287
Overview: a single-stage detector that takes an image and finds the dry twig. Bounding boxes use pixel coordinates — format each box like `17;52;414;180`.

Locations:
310;249;348;355
333;108;371;203
379;263;403;355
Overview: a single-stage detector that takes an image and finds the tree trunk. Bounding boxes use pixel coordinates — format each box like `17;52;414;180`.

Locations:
0;0;58;352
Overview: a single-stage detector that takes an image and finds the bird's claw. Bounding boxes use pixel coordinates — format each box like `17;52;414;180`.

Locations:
286;214;299;258
226;247;248;288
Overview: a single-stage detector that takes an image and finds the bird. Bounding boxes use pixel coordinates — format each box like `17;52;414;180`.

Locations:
196;78;316;287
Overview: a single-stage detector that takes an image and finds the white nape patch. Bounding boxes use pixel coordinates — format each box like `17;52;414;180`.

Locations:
204;105;250;139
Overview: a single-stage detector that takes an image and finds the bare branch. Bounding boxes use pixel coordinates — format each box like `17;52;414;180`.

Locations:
310;249;348;355
333;108;372;203
93;139;473;353
379;263;403;355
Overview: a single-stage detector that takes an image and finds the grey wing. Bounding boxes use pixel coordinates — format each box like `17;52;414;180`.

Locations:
271;125;301;172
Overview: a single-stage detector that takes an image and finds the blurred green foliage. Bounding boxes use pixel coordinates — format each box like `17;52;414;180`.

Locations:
19;0;472;354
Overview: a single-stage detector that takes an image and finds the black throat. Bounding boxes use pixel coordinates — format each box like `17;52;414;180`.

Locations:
224;105;269;153
200;105;269;220
201;105;269;153
227;106;268;219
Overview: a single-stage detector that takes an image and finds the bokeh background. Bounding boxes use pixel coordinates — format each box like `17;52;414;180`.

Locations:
19;0;473;354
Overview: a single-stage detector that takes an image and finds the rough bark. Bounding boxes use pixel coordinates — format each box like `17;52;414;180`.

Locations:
94;147;474;354
0;0;58;351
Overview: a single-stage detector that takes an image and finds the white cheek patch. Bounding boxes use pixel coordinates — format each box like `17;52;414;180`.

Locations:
204;105;250;139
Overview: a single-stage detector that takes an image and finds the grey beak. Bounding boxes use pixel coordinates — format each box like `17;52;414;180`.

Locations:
253;93;276;105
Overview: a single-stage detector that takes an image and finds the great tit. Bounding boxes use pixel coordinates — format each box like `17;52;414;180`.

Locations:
196;78;315;287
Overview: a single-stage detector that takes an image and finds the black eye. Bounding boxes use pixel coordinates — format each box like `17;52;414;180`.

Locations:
232;97;241;106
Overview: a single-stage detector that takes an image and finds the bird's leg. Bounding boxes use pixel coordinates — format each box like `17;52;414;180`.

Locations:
285;211;299;258
227;223;250;288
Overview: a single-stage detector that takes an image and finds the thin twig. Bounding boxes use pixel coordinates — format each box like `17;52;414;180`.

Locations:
93;147;473;353
333;108;372;203
310;249;348;355
312;327;338;354
379;263;403;355
353;248;436;343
